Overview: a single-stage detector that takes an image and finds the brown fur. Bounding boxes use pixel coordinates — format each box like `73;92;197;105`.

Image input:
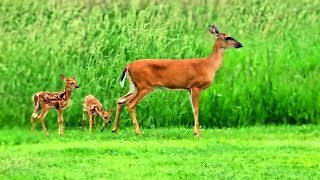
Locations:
31;74;79;136
112;25;242;136
82;95;112;132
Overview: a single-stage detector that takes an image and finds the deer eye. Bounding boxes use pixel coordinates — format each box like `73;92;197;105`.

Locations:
70;82;74;85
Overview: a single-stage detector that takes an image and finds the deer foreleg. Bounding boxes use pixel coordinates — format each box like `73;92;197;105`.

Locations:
92;115;97;129
88;112;93;132
190;88;201;137
101;122;106;132
58;109;64;136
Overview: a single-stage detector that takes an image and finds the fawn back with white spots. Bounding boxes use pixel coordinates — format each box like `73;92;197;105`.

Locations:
82;95;112;132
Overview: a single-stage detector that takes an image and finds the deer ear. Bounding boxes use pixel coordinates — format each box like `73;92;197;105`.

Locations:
72;77;76;80
209;25;220;36
61;74;67;81
108;108;113;113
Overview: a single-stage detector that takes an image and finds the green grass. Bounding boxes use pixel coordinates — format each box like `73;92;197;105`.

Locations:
0;0;319;127
1;126;320;179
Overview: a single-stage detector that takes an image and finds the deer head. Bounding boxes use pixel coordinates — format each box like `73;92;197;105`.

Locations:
209;25;243;49
61;74;79;90
102;109;113;124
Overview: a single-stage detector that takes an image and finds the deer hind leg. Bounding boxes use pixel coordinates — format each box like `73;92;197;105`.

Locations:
31;106;39;134
31;94;40;134
58;109;64;136
31;108;39;134
38;105;50;136
127;87;153;135
190;87;202;137
31;114;36;134
81;111;86;131
112;82;137;133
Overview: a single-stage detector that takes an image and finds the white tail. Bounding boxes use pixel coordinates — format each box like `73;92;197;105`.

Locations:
119;67;127;88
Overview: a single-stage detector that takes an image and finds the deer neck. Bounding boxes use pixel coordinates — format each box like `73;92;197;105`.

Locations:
95;107;103;117
206;43;225;73
63;87;73;101
97;111;103;117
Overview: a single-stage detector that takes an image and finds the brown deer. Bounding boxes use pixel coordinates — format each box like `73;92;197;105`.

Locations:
82;95;112;132
31;74;79;136
112;25;242;137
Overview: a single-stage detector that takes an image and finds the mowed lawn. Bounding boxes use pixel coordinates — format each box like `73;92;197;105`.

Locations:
1;126;320;179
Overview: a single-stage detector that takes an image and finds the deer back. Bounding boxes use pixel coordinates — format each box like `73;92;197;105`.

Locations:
83;95;103;113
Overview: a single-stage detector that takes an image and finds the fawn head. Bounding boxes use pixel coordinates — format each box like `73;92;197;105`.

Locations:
102;109;113;124
209;25;243;49
100;109;113;132
61;74;79;90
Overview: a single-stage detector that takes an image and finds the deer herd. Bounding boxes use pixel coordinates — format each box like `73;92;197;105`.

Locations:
31;25;242;137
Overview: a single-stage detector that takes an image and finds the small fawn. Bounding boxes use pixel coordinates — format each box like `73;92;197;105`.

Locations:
31;74;79;136
82;95;112;132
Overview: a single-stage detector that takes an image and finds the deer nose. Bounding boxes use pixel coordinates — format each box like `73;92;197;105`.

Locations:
107;121;112;124
235;43;243;48
75;85;79;88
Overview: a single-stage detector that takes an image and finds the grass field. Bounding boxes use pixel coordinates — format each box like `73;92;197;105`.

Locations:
1;126;320;179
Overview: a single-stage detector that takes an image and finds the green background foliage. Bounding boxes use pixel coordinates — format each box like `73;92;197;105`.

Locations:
0;0;319;129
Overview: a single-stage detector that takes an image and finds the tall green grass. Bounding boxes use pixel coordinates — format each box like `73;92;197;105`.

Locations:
0;0;319;128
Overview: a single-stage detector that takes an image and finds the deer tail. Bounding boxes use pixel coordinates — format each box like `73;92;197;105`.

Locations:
120;67;128;88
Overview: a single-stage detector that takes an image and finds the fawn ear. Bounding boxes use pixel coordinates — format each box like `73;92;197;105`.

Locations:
72;77;76;80
61;74;67;81
108;108;113;113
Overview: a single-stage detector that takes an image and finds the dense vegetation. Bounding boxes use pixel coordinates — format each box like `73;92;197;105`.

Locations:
0;0;319;129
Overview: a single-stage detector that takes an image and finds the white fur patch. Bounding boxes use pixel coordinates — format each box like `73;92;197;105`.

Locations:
32;113;38;118
129;82;137;94
118;99;126;103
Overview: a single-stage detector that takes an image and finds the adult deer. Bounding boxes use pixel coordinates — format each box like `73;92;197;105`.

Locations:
82;95;112;132
31;74;79;136
112;25;242;136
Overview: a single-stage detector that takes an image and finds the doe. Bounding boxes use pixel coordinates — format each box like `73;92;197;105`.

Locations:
112;25;242;136
31;74;79;136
